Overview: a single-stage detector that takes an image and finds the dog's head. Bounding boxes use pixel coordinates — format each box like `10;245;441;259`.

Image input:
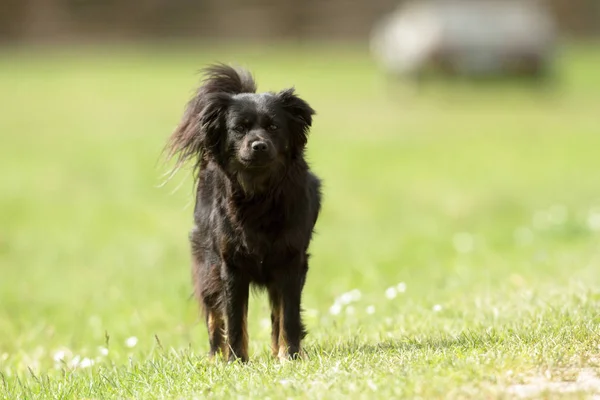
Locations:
166;64;315;192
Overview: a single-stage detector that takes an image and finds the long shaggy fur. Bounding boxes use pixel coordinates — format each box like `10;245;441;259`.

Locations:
165;63;322;362
165;64;258;178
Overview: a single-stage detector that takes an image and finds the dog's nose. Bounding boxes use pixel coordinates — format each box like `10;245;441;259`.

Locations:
251;141;268;152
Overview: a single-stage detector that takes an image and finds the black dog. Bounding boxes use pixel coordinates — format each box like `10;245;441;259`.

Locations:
166;64;321;362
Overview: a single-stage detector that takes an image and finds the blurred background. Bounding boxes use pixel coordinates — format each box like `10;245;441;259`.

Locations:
0;0;598;43
2;0;600;377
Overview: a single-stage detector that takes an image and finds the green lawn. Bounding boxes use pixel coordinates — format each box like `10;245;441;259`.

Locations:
1;43;600;399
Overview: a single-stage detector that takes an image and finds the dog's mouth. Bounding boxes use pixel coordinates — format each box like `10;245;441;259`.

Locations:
238;156;275;169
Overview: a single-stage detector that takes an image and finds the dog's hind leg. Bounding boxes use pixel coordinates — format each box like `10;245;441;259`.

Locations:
268;287;282;358
192;249;227;359
206;307;226;359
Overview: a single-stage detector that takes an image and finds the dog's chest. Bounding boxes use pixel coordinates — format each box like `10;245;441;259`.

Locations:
228;205;296;282
229;230;290;285
237;215;285;257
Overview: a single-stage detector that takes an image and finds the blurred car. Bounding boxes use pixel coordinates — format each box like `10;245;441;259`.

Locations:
370;0;557;79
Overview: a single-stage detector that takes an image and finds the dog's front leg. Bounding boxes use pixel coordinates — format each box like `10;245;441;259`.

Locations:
223;266;250;362
278;258;307;361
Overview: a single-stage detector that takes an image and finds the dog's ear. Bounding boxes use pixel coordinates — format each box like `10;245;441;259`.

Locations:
164;64;254;173
277;88;316;150
198;92;230;161
165;91;230;174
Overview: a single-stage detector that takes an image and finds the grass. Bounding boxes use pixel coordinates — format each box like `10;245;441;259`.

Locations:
1;42;600;399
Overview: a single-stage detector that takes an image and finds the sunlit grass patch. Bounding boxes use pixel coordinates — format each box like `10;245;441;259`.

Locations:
1;43;600;398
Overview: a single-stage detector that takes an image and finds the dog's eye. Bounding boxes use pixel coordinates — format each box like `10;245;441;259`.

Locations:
267;124;278;131
233;125;245;133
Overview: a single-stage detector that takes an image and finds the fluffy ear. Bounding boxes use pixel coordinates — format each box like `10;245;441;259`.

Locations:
277;88;316;150
164;63;254;175
165;92;230;174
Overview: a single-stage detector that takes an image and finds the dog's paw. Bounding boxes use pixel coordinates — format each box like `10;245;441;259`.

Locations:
277;346;306;362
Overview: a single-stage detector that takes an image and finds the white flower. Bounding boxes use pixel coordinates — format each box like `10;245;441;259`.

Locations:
69;355;81;368
366;305;376;315
587;209;600;232
349;289;362;302
338;289;362;305
432;304;443;312
385;287;397;299
79;357;94;368
98;347;109;356
329;304;342;315
339;292;353;305
396;282;407;293
125;336;138;348
52;350;66;363
367;380;378;391
453;232;474;254
492;307;499;318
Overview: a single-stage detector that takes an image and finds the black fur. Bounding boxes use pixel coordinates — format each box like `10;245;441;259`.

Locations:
166;64;322;362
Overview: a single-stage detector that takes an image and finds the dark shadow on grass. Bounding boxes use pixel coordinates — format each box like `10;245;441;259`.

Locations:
306;330;517;359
